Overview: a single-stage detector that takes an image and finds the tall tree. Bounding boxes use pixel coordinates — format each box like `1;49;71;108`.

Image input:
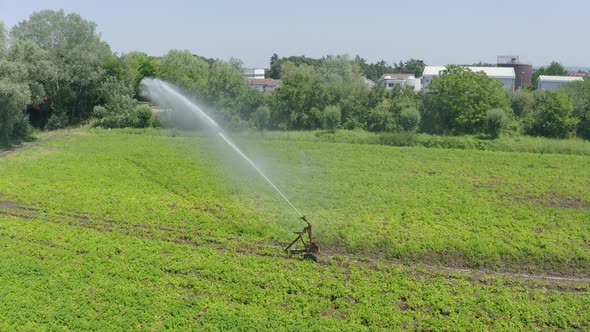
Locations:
394;59;426;77
0;60;31;145
0;21;6;59
157;49;209;95
422;65;510;134
523;90;577;138
271;62;327;129
123;52;158;97
269;53;280;79
10;9;112;121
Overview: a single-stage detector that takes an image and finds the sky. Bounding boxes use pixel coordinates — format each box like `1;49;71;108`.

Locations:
1;0;588;69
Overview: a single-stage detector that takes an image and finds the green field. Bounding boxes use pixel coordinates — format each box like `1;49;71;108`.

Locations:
1;128;589;330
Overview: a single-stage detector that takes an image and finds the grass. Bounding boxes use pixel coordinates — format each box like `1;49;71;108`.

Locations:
240;129;590;156
0;128;589;330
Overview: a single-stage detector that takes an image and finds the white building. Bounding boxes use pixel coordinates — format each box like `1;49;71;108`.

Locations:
243;68;265;80
249;78;280;92
378;73;421;92
422;66;516;92
538;75;583;90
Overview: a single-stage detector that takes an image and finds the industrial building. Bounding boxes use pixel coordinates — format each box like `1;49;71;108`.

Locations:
378;73;421;92
497;56;533;90
538;75;583;90
422;66;516;92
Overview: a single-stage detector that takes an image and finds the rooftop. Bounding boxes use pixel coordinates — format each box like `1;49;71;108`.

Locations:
538;75;584;82
248;78;280;86
423;66;515;78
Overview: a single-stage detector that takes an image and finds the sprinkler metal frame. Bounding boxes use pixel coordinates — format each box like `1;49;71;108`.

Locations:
284;216;320;262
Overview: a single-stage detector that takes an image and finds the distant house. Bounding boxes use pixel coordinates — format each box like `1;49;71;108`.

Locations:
538;75;583;90
378;73;421;92
249;78;280;92
422;66;516;92
567;72;589;79
243;68;265;80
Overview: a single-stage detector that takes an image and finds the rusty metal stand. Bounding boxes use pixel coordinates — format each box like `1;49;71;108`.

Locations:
284;216;320;261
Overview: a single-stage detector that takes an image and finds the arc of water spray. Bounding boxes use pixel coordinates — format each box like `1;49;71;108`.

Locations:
141;78;303;217
218;132;303;217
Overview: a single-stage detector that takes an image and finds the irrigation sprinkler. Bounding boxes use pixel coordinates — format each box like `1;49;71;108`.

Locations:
141;78;321;262
284;216;320;262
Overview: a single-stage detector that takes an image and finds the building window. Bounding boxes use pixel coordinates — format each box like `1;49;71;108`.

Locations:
388;83;394;87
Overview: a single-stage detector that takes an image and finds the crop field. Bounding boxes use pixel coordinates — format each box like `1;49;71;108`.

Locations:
1;128;589;330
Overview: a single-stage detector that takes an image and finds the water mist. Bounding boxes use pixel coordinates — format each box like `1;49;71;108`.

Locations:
140;78;303;217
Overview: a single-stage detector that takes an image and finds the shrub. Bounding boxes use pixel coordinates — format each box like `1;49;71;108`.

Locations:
398;107;420;132
322;105;341;131
92;103;154;129
45;111;69;130
578;108;590;140
523;90;578;138
251;105;270;130
130;104;153;128
484;108;508;139
511;90;534;117
367;100;396;132
11;111;32;140
378;131;419;146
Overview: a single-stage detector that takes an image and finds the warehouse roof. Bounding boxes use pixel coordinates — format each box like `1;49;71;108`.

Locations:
538;75;584;83
423;66;515;79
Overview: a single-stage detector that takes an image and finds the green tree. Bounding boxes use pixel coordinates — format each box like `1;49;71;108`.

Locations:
0;21;6;59
10;9;112;122
367;99;397;132
322;105;341;131
484;108;509;138
8;39;56;104
157;49;209;95
523;90;577;138
0;60;31;145
394;59;426;77
421;65;510;134
271;62;327;129
206;59;261;126
316;55;370;127
398;107;421;132
269;53;280;79
251;105;271;130
558;80;590;139
124;52;158;97
511;90;534;117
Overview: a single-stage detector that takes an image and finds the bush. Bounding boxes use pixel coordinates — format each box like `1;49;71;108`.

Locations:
578;108;590;140
367;101;396;132
523;90;578;138
45;111;69;130
11;111;32;140
92;103;154;129
511;90;534;117
322;105;341;131
484;108;508;139
378;131;419;146
251;105;270;130
398;107;420;132
130;104;153;128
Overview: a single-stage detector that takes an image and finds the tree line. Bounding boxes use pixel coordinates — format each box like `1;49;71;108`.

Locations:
1;10;590;148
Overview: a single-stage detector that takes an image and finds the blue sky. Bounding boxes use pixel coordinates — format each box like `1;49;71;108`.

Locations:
1;0;587;68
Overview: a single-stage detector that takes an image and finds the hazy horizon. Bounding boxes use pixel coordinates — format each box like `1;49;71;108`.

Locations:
1;0;588;69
